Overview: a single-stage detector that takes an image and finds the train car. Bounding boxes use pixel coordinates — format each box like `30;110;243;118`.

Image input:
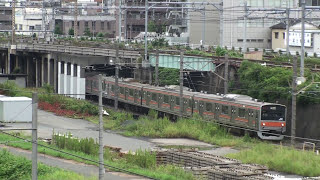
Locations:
86;75;286;140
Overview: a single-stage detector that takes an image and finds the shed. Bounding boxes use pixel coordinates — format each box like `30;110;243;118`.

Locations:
0;97;32;122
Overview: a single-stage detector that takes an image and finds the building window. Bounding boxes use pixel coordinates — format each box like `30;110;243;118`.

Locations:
35;25;41;30
283;32;286;39
107;22;110;30
72;21;74;28
29;26;34;30
258;39;264;43
238;39;243;42
101;22;104;30
275;32;279;39
19;24;22;30
85;21;88;28
304;0;320;6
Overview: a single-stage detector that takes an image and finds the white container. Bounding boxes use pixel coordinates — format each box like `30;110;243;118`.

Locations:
0;97;32;123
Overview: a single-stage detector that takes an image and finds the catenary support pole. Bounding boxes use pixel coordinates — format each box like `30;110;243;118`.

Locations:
202;7;206;47
155;49;159;86
115;46;119;110
286;7;290;55
179;50;184;117
119;0;122;42
145;0;148;62
291;56;297;145
301;0;305;77
98;74;104;180
224;54;229;94
243;1;248;53
74;0;78;41
219;0;224;47
32;92;38;180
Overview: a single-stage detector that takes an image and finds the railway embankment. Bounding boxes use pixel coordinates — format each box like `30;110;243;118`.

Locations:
1;82;320;178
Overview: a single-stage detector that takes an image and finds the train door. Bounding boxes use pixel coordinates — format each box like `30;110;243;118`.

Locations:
170;96;174;111
214;103;220;121
183;98;189;116
193;100;199;114
158;94;162;108
248;109;255;128
231;106;236;122
134;89;139;104
146;91;151;106
199;101;205;116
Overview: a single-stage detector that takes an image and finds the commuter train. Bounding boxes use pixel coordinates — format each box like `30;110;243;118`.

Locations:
86;75;286;140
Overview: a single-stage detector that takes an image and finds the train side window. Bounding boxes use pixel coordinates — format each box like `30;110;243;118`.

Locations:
152;93;157;101
164;95;169;103
206;103;212;112
111;85;114;92
188;99;192;108
238;108;246;118
222;105;229;115
175;97;180;105
120;87;124;94
129;89;134;96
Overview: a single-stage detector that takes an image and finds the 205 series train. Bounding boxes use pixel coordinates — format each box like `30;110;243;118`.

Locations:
86;75;286;140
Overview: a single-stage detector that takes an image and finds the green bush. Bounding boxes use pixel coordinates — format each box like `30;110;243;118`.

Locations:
0;81;19;96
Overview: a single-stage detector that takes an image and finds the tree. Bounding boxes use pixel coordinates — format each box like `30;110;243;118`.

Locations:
68;28;74;36
84;28;92;37
148;21;166;33
54;26;63;35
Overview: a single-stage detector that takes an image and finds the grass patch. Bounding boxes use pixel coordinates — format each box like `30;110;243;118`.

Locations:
227;143;320;177
0;133;194;180
0;149;95;180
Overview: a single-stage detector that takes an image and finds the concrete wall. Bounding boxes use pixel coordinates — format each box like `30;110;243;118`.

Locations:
0;76;27;88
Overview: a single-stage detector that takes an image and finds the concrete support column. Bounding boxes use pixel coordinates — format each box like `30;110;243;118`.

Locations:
26;57;29;87
41;56;45;86
47;56;51;85
54;58;57;93
70;63;74;97
35;59;38;88
64;62;67;95
15;55;19;69
7;49;10;74
77;65;80;99
58;61;61;94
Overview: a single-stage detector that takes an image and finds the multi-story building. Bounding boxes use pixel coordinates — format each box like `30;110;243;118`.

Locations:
188;0;320;49
0;6;12;31
113;0;188;41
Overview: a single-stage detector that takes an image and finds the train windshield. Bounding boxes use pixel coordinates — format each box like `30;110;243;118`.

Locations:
261;105;286;121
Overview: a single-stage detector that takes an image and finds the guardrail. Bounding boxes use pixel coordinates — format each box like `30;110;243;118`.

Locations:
0;42;141;60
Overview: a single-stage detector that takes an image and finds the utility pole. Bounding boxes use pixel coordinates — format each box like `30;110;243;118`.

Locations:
243;1;248;53
114;46;119;110
179;50;184;117
301;0;305;77
98;74;104;180
286;7;290;55
118;0;122;42
224;54;229;94
32;93;38;180
145;0;148;62
219;0;224;47
155;49;159;86
291;56;297;145
74;0;78;41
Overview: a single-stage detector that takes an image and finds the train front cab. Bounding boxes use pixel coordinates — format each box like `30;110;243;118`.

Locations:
258;104;286;140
